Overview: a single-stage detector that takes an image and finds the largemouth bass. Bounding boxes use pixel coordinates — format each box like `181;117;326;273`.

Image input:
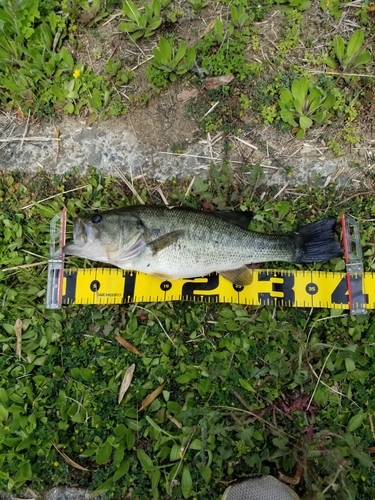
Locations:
63;206;343;286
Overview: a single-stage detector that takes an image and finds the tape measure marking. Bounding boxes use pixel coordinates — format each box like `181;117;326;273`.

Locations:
61;268;374;309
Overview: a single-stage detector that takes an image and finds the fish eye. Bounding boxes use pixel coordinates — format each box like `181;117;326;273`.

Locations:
92;214;102;224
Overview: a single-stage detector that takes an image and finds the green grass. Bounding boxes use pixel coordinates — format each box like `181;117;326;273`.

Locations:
1;168;375;499
0;0;374;150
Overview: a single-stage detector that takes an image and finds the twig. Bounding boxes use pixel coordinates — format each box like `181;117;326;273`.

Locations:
113;166;145;204
102;11;122;27
131;55;153;71
307;346;335;411
20;110;31;149
273;182;289;199
157;151;244;165
332;190;375;207
184;176;195;198
0;136;61;143
369;414;375;441
3;261;48;272
21;185;89;209
131;304;176;345
232;136;258;150
203;101;219;118
156;185;169;206
309;69;375;78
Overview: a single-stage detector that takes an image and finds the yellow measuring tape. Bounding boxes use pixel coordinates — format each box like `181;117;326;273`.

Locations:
61;267;373;310
46;210;371;313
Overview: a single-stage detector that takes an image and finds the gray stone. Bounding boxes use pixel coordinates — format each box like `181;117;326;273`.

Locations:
74;130;96;142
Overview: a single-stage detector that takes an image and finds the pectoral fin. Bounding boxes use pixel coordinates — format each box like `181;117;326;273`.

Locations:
220;266;253;286
149;230;184;255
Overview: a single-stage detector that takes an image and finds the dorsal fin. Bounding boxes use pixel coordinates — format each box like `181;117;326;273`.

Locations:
211;210;254;230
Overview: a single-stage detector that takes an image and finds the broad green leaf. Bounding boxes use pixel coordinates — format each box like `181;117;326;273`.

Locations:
174;41;186;65
153;47;167;65
181;465;193;499
16;436;35;451
190;439;202;450
79;446;97;457
321;93;335;109
137;449;154;471
239;378;255;392
96;440;112;465
231;6;239;22
299;115;313;129
0;403;8;422
347;30;364;58
200;465;212;483
176;373;194;383
345;357;356;372
15;461;32;483
118;21;136;32
113;458;130;481
170;443;181;461
352;51;371;69
214;18;223;35
296;128;305;138
147;19;162;31
309;95;321;112
333;35;345;65
291;78;308;103
323;56;338;69
311;111;326;124
279;88;293;104
277;201;290;219
63;102;75;113
114;424;127;437
122;1;140;22
346;411;364;433
293;98;303;114
280;109;298;126
151;469;161;500
0;388;8;403
60;46;74;69
152;0;161;16
159;37;171;61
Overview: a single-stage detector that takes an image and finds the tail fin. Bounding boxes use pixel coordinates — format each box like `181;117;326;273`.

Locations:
294;217;343;263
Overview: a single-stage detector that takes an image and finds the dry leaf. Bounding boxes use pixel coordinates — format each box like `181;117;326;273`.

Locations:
14;318;22;358
52;442;89;471
200;18;217;38
177;89;199;102
205;74;234;90
167;414;183;429
115;335;141;355
118;363;136;404
139;381;166;412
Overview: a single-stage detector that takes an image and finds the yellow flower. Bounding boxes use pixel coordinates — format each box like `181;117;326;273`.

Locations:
73;69;81;78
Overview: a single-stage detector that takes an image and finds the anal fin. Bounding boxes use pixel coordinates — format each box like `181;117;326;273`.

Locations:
220;266;253;286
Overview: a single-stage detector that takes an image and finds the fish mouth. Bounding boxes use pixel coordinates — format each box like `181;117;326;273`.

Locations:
73;218;97;245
